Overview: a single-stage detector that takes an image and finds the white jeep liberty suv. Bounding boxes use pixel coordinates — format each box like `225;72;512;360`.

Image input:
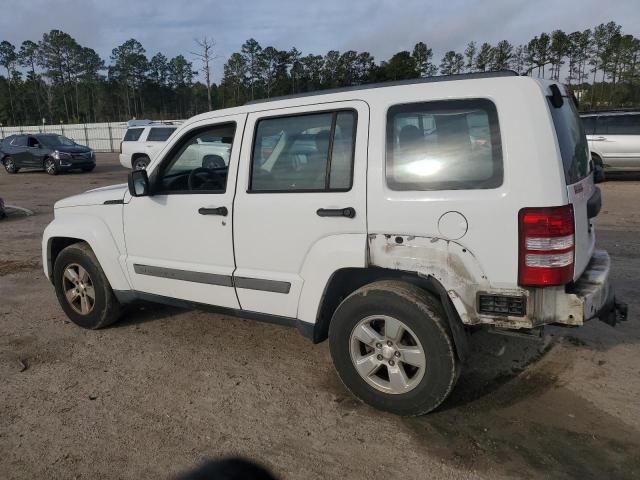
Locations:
43;71;626;416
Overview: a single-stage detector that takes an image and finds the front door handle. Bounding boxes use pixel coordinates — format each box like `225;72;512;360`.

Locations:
198;206;228;216
592;136;607;141
316;207;356;218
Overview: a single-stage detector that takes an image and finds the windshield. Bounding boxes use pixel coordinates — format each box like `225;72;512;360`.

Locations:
39;135;76;147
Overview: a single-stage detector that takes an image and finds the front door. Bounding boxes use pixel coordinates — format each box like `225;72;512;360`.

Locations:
123;115;246;308
233;102;369;318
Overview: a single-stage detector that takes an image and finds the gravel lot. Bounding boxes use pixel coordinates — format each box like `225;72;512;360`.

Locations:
1;154;639;479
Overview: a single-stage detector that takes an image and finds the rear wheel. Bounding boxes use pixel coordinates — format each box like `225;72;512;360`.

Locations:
53;242;122;329
3;156;19;174
44;158;57;175
329;281;459;416
132;155;150;171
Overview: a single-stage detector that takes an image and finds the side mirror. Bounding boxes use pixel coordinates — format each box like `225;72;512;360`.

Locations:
593;164;605;184
128;169;150;197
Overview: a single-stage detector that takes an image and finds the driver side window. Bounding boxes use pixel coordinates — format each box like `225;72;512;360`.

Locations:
155;123;235;194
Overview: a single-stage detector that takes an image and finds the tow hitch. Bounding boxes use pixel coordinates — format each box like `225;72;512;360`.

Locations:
599;298;629;327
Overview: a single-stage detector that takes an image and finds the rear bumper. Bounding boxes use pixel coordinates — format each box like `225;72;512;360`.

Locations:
550;250;625;326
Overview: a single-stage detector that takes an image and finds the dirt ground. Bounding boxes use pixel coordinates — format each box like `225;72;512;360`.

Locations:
1;154;639;480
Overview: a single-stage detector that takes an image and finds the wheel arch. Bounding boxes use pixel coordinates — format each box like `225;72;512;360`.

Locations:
310;266;469;361
43;216;131;292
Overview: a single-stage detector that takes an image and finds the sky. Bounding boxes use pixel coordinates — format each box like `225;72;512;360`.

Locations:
1;0;639;81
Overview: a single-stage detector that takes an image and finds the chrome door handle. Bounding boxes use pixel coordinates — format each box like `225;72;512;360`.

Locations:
198;206;228;216
592;136;607;141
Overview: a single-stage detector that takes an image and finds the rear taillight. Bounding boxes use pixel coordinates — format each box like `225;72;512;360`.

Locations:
518;205;575;286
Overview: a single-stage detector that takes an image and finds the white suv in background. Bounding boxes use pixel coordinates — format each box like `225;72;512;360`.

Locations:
44;73;626;416
580;111;640;172
119;121;180;170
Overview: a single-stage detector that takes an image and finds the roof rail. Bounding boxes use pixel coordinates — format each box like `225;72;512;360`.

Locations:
245;70;519;105
126;119;182;127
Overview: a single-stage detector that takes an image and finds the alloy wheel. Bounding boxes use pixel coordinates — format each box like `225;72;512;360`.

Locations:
349;315;426;394
4;157;15;173
45;159;56;175
62;263;96;315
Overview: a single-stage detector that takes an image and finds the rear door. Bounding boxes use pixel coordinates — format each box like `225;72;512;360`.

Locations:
10;136;30;166
233;101;368;318
548;95;595;279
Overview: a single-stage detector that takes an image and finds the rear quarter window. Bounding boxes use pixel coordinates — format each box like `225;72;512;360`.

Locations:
123;128;144;141
386;99;503;191
147;127;176;142
549;99;591;185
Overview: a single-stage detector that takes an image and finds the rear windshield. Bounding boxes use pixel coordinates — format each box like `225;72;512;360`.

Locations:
549;98;590;185
123;128;143;141
147;127;176;142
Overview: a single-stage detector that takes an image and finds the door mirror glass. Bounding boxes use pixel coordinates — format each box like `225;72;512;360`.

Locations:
128;169;150;197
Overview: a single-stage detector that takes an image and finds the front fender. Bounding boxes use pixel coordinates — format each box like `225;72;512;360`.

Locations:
42;214;131;291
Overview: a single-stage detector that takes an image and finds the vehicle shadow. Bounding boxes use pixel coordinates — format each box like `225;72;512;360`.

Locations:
112;302;187;328
399;329;640;479
605;172;640;181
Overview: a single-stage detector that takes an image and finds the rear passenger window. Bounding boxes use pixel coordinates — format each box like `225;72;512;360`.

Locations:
386;99;503;191
11;136;27;147
250;110;356;192
147;127;176;142
123;128;143;141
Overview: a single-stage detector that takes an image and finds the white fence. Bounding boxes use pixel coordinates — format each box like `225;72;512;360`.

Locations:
0;121;183;152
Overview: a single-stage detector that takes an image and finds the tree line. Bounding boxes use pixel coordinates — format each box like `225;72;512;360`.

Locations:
0;21;638;126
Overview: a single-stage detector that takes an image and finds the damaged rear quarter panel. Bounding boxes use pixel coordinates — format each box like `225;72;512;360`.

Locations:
367;234;534;328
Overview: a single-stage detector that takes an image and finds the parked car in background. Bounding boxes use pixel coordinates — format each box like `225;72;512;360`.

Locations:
43;72;625;417
119;121;179;170
580;111;640;172
1;133;95;175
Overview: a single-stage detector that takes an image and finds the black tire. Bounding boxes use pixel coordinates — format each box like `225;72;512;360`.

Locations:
44;157;58;175
3;156;19;174
82;166;95;172
329;280;459;416
591;152;603;168
53;242;122;329
132;155;150;171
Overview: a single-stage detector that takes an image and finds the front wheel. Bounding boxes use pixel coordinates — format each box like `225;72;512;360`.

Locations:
3;156;19;173
329;281;459;416
53;242;122;329
44;158;58;175
82;165;95;172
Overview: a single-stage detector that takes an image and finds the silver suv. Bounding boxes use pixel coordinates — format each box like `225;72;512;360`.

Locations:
581;111;640;172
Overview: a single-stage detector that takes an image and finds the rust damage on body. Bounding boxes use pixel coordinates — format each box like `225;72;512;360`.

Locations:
367;234;534;329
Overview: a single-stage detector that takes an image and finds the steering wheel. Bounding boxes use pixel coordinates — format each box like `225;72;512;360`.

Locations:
188;167;222;191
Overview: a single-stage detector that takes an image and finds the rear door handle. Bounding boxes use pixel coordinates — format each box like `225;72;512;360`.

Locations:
592;136;607;141
198;206;228;216
316;207;356;218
